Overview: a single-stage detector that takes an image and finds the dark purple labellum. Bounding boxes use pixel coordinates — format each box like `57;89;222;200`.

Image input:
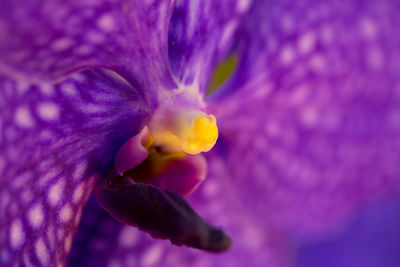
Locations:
95;176;232;252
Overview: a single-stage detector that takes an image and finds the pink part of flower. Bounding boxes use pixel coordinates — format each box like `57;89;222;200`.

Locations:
114;127;149;175
150;154;207;196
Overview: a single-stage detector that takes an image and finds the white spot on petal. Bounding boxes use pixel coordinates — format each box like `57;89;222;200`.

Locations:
237;0;251;13
28;203;44;228
48;179;65;206
39;83;54;96
59;204;73;223
15;106;35;128
86;30;105;44
219;20;238;50
98;14;116;32
203;180;219;198
298;31;316;54
118;227;139;247
360;17;377;39
10;220;25;248
52;38;74;51
300;106;319;127
242;226;265;250
141;245;163;267
60;83;78;96
73;161;87;181
37;102;60;121
72;183;84;204
38;168;59;187
280;45;296;65
35;238;48;265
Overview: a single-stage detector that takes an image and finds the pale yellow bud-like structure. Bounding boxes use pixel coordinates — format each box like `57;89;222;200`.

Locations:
150;109;218;155
180;114;218;154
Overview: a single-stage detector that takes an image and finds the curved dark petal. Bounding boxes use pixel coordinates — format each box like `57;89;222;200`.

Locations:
297;196;400;267
208;0;400;237
0;70;148;266
95;179;232;252
0;0;176;95
70;177;289;267
168;0;251;94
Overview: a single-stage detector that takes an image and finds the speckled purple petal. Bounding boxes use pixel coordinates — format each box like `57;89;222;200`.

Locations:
168;0;251;93
209;0;400;237
0;0;176;96
0;70;148;266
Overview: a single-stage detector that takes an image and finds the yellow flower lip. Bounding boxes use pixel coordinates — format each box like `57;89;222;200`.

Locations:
150;109;219;155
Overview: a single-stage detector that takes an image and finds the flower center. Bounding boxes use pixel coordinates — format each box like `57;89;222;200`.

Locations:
113;109;217;196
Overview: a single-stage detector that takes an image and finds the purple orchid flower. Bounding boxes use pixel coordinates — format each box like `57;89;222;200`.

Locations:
1;0;400;266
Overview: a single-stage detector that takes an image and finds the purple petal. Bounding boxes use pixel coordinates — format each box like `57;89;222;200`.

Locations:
297;196;400;267
0;70;148;265
0;0;176;95
168;0;251;93
209;0;400;237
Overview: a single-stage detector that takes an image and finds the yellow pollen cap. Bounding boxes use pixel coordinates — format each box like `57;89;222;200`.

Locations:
181;114;218;154
150;109;219;155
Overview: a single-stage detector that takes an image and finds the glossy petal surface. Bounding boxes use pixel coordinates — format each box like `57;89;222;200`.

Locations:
168;0;251;93
209;0;400;236
0;70;148;266
0;0;176;96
